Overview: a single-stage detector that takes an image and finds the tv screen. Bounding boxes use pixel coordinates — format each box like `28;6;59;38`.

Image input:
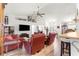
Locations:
19;25;30;31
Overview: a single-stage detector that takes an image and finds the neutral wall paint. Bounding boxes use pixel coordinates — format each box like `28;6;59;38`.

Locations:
40;3;76;34
4;15;45;37
4;3;77;35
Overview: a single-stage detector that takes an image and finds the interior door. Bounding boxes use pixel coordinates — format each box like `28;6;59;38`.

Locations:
0;3;4;55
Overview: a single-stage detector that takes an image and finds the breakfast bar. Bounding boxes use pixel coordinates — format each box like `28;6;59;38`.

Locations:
60;32;79;56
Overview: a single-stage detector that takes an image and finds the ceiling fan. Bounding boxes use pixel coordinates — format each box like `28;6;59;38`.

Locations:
30;6;45;22
16;6;45;22
36;6;45;17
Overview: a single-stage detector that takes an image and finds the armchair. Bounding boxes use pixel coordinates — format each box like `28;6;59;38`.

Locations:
46;32;56;45
24;33;45;54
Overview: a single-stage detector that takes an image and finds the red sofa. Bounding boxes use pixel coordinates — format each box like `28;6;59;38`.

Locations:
3;34;22;53
24;33;45;54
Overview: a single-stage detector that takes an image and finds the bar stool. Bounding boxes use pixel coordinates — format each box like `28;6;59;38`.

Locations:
61;39;71;56
60;29;75;56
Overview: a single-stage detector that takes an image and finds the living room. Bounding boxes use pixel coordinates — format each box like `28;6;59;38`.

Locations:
0;3;79;56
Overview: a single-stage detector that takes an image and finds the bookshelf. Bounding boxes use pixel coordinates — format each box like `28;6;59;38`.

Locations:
4;25;14;35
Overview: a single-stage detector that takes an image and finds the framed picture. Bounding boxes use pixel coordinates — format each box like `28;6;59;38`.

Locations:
9;26;14;34
4;16;8;24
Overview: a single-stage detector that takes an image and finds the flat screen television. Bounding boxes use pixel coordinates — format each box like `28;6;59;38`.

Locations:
19;25;30;31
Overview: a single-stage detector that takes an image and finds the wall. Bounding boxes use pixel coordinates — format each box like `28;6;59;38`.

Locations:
4;14;45;37
4;3;47;37
40;3;76;34
4;3;77;35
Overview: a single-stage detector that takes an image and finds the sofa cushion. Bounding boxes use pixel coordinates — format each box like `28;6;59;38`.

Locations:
4;34;18;42
4;35;13;41
11;34;18;39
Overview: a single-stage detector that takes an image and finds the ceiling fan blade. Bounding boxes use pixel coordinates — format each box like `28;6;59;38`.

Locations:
17;18;26;21
38;14;43;17
41;13;45;15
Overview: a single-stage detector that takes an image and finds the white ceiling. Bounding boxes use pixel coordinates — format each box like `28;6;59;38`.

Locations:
41;3;76;21
5;3;77;23
5;3;49;16
5;3;76;16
